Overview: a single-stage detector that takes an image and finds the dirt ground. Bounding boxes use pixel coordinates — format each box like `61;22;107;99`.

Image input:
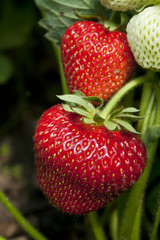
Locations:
0;115;92;240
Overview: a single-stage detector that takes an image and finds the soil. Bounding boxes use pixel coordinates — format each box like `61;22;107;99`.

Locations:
0;115;91;240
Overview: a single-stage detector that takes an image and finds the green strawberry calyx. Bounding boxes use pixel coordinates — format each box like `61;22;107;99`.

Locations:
58;71;152;134
57;90;145;134
137;0;160;12
103;12;130;31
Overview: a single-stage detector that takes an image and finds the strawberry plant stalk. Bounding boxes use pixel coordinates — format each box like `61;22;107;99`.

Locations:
0;191;48;240
100;72;151;120
140;90;156;133
119;73;160;240
53;44;69;95
119;140;158;240
137;83;154;131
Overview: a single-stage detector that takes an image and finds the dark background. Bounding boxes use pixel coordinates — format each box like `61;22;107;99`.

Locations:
0;1;160;240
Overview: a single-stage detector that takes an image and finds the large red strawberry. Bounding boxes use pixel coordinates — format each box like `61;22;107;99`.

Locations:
34;102;146;215
61;21;136;102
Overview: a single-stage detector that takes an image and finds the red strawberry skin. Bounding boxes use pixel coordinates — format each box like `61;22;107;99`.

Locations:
34;105;146;215
61;21;136;102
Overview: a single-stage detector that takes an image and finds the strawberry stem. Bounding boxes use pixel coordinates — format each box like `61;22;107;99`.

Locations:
53;44;69;94
100;72;151;120
119;139;158;240
137;83;154;132
153;82;160;124
0;190;48;240
139;89;156;134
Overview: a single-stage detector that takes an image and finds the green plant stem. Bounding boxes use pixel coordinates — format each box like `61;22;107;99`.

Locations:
0;191;48;240
52;44;69;94
148;82;160;240
119;71;160;240
154;82;160;124
130;201;142;240
139;90;156;134
88;212;107;240
150;203;160;240
119;139;158;240
100;74;150;119
137;83;154;132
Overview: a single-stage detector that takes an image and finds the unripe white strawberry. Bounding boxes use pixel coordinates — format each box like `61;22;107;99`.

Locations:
127;5;160;71
100;0;148;12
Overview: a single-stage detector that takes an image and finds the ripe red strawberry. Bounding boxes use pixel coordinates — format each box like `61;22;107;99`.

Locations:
61;21;136;102
34;104;146;215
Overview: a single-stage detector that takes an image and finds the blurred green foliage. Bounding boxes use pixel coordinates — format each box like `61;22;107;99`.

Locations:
0;0;62;137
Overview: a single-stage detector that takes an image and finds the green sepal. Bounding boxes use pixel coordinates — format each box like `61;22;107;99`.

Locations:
109;107;124;120
93;113;105;123
59;93;145;134
117;113;146;121
57;92;106;125
62;104;75;113
104;20;119;31
57;94;95;113
109;107;140;120
136;0;159;12
82;117;95;125
103;120;118;131
120;107;140;113
113;119;140;134
106;106;144;133
73;90;86;97
83;96;104;109
71;106;92;118
73;90;104;108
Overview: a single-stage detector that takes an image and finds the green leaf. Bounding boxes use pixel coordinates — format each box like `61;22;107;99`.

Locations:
0;54;13;84
142;125;160;147
0;0;36;50
34;0;110;45
113;119;140;134
35;0;97;45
